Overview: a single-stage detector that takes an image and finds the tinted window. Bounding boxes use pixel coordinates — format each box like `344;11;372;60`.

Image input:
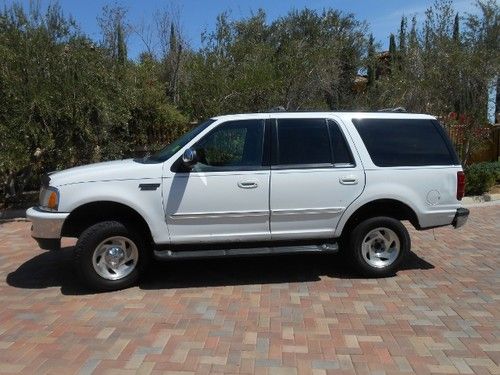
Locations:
193;120;264;171
353;118;456;167
277;119;331;165
328;120;354;165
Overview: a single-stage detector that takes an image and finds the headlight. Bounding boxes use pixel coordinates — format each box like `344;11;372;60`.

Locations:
39;186;59;211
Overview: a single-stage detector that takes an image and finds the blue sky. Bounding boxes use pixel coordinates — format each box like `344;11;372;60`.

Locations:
9;0;477;59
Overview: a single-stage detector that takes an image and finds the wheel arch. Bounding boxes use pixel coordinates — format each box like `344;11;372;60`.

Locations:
61;201;153;244
337;198;420;237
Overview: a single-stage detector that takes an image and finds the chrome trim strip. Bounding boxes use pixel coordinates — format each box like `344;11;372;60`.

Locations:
170;207;344;219
170;210;269;219
271;207;343;215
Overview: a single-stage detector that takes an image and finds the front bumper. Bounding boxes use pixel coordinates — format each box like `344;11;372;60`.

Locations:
452;207;470;229
26;207;69;250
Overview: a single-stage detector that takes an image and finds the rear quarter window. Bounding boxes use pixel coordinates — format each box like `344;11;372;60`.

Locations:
352;118;459;167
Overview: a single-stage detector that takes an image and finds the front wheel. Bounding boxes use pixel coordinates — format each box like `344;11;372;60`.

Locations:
348;217;410;277
74;221;150;291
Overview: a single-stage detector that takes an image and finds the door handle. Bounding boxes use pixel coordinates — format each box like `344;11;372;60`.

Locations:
237;180;258;189
340;175;358;185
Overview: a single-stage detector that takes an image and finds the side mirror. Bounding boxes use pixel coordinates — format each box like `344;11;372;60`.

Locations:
182;148;198;167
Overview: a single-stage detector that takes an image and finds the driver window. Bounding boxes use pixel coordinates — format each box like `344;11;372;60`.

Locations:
193;120;264;171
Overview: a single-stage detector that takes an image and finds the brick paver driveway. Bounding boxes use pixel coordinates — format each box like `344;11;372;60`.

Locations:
0;204;498;374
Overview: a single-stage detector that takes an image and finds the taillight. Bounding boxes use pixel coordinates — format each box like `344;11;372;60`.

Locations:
457;171;465;200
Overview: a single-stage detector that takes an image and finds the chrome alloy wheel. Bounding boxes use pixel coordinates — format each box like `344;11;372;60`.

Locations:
361;227;400;268
92;236;139;280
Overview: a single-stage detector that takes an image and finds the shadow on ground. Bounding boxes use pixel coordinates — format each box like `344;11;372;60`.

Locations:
6;247;434;295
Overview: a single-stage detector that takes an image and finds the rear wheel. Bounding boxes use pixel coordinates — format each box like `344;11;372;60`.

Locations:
348;216;410;277
74;221;150;291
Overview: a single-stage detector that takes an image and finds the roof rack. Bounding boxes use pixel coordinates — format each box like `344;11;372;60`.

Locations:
268;106;286;112
378;107;407;113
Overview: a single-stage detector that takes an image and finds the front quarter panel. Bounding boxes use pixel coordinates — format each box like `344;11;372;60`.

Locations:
57;179;169;244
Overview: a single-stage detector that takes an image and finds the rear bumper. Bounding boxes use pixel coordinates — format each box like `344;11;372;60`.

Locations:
452;207;470;229
26;207;69;250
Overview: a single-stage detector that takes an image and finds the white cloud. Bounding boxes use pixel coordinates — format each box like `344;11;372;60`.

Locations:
371;0;478;29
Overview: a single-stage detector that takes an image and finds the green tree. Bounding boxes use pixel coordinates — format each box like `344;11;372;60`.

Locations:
97;5;129;64
367;34;376;86
116;22;127;64
0;1;186;201
388;33;397;69
453;12;460;43
183;8;367;116
398;16;407;69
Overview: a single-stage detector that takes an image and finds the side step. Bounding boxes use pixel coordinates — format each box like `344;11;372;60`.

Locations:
154;243;338;260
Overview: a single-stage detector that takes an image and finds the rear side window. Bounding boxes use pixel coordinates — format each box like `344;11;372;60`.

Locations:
276;119;331;165
352;118;458;167
328;120;354;165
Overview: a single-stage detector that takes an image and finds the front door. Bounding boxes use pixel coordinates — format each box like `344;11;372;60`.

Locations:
163;119;270;244
270;117;365;239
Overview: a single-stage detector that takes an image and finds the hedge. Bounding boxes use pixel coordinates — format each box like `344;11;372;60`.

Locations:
464;161;500;196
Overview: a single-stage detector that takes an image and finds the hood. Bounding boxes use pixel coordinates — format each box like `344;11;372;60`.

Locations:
48;159;163;187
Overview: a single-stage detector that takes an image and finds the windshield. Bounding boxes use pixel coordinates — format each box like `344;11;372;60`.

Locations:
146;119;215;162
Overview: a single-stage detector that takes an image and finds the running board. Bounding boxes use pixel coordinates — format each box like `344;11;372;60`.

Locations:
154;243;338;260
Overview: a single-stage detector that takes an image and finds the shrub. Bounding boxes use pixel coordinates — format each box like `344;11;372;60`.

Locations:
464;161;500;196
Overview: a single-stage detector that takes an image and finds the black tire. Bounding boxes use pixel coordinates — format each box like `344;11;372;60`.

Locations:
74;221;151;291
348;216;410;277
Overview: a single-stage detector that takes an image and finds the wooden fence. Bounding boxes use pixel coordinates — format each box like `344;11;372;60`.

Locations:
442;123;500;164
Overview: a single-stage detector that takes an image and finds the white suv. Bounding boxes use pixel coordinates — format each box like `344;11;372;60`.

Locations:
27;112;469;291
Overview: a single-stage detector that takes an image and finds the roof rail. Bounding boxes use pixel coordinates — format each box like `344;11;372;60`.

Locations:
378;107;407;113
269;106;286;112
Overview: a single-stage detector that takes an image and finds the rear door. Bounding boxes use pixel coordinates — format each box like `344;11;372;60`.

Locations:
270;117;365;239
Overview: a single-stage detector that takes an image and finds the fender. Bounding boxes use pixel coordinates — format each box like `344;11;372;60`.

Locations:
335;184;421;238
57;179;170;244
